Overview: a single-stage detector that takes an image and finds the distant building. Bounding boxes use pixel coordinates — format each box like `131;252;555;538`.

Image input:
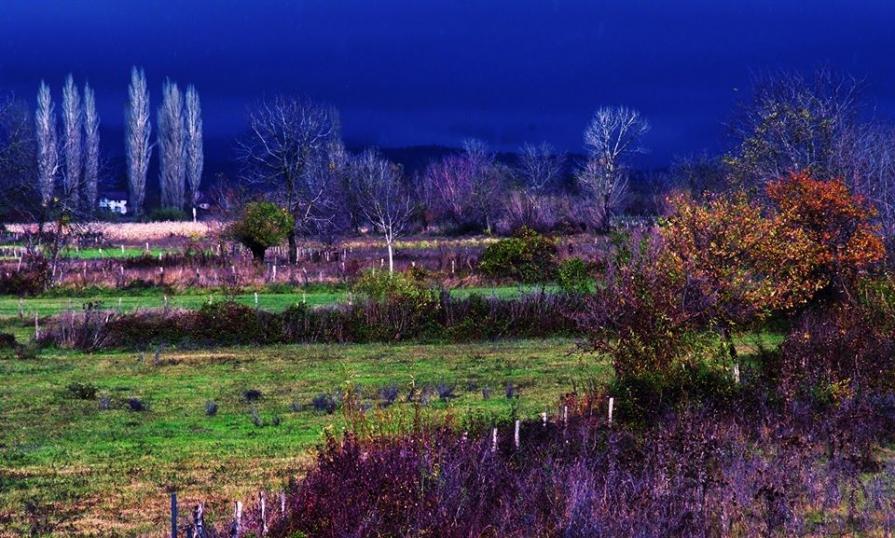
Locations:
98;190;129;215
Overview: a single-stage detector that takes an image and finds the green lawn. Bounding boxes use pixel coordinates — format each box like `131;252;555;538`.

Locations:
0;285;541;318
0;338;602;536
59;246;182;260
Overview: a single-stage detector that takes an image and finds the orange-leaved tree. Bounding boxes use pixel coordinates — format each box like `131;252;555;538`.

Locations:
662;192;825;362
767;170;885;298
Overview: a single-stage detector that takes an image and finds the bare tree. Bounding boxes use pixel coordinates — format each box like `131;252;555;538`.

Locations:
158;79;186;210
238;96;340;263
423;139;506;233
516;142;565;194
350;150;413;273
0;93;38;219
578;106;649;231
35;81;59;208
727;69;859;191
83;82;100;216
184;84;203;210
61;74;82;212
126;67;152;217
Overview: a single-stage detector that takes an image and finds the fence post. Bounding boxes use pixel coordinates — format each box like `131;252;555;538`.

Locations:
230;501;242;538
260;491;268;535
170;492;177;538
491;427;498;453
541;411;547;427
193;503;204;537
514;420;520;449
608;397;614;425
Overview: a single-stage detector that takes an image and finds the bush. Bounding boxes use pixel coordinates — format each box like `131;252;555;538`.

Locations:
556;257;598;294
779;302;895;403
147;207;189;222
44;293;578;349
478;227;557;283
210;390;895;537
66;382;98;400
0;254;51;296
229;202;294;262
610;350;739;424
352;269;434;304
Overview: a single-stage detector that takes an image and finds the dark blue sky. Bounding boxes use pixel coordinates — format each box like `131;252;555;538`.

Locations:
2;0;895;168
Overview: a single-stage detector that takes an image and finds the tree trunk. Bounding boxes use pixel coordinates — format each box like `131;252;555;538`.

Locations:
250;245;266;264
720;323;740;383
387;240;394;274
288;230;297;264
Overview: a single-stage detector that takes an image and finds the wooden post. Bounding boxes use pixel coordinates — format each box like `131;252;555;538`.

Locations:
260;491;268;535
231;501;242;538
562;405;568;427
279;491;286;516
33;313;39;340
491;427;498;453
541;411;547;427
254;292;259;306
193;503;204;536
608;397;614;425
514;420;520;449
170;492;177;538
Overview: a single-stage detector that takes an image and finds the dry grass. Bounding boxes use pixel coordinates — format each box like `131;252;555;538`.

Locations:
5;221;220;242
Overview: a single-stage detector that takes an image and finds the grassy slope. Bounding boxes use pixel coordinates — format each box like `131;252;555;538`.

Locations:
0;338;602;536
0;285;539;318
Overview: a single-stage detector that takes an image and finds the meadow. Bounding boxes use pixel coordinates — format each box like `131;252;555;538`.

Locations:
0;338;602;535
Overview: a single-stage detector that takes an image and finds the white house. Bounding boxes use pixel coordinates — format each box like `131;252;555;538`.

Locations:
98;191;129;215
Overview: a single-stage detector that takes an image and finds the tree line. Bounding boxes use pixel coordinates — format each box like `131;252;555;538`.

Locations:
0;66;204;222
4;68;895;252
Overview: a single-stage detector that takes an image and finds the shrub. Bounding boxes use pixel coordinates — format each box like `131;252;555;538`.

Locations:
214;391;895;537
0;254;51;296
556;257;598;294
779;302;895;403
0;333;16;349
478;227;557;283
243;389;263;402
379;384;399;407
66;382;98;400
147;207;189;222
127;398;146;412
352;269;434;304
205;400;218;416
578;230;707;381
229;201;294;262
312;393;338;414
45;293;577;349
192;302;282;345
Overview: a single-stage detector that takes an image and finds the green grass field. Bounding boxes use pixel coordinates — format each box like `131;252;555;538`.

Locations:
0;338;602;536
0;285;540;318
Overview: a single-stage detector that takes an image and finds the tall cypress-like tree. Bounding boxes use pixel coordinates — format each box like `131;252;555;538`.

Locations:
83;82;100;216
184;85;203;210
61;74;82;212
158;79;186;210
126;67;151;217
35;81;58;208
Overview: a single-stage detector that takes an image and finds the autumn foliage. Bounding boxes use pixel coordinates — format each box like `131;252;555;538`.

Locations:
663;170;884;325
767;170;885;292
662;191;824;326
